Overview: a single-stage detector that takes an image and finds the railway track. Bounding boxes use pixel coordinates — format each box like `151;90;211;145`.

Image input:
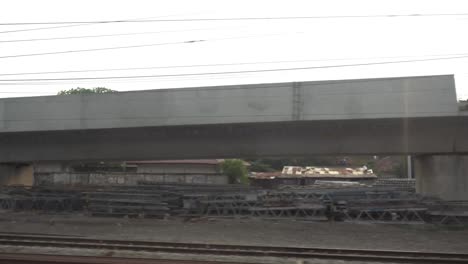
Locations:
0;234;467;263
0;253;248;264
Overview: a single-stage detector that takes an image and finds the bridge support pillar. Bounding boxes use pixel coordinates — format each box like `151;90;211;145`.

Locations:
414;155;468;200
0;163;33;186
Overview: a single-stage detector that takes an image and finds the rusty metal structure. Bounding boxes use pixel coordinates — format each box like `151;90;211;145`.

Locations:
0;183;467;225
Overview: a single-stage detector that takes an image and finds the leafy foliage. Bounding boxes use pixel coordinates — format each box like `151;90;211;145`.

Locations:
459;99;468;111
221;159;249;184
58;87;116;95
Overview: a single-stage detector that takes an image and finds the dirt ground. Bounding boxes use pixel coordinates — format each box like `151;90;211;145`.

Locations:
0;211;467;254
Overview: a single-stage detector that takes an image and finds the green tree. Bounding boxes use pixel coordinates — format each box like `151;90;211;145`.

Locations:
58;87;116;95
221;159;249;184
459;99;468;111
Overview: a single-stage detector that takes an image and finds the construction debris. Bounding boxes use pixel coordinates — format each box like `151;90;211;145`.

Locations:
372;178;416;192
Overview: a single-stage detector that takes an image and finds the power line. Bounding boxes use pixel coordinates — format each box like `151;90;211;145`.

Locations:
0;27;224;43
1;53;468;77
0;39;204;59
0;32;295;59
2;13;468;25
1;55;467;83
0;23;94;34
0;11;209;34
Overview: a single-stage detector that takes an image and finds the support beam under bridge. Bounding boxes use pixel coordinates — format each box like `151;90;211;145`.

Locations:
415;155;468;200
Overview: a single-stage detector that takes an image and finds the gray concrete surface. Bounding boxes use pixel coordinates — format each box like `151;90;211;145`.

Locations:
415;155;468;200
0;75;465;163
0;75;458;133
0;116;467;162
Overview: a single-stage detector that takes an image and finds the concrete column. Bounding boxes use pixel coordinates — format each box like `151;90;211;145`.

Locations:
414;155;468;200
407;155;412;179
0;163;34;186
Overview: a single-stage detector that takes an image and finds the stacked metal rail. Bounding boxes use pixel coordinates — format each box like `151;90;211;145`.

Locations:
181;188;327;220
1;184;467;225
0;187;82;212
84;190;170;218
326;188;427;223
424;200;468;224
257;190;327;219
372;178;416;192
82;183;256;218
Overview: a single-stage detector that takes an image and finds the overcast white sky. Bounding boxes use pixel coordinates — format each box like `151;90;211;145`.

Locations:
1;0;468;99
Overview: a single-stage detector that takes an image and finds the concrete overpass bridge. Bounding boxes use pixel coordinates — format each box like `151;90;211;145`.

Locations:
0;74;467;199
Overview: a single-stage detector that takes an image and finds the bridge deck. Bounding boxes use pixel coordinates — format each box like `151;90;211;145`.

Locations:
0;75;458;133
0;75;465;161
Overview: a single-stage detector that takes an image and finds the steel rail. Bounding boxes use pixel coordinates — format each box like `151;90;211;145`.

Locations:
0;253;249;264
0;234;467;263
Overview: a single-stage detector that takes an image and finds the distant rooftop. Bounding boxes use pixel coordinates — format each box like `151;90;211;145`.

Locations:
249;172;282;179
250;165;377;180
282;165;374;175
281;165;376;178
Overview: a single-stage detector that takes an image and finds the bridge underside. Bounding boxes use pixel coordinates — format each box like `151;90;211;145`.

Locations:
0;116;466;162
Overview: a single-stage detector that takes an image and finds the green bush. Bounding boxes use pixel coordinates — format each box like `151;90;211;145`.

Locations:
58;87;116;95
221;159;249;184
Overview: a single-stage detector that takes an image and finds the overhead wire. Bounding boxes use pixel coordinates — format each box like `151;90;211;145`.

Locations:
0;10;212;34
2;13;468;25
0;23;96;34
3;13;466;95
1;52;468;77
1;54;467;83
0;39;204;59
0;32;300;59
0;27;230;43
